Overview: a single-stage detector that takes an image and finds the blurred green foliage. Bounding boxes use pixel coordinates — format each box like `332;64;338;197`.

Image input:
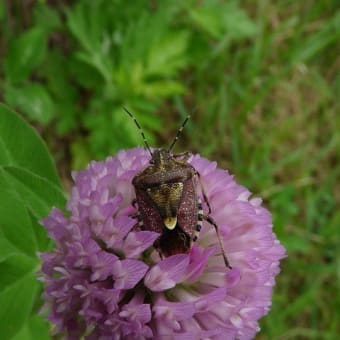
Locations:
0;0;339;338
1;0;261;167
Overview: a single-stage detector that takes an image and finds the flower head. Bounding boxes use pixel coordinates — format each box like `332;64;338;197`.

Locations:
40;148;285;339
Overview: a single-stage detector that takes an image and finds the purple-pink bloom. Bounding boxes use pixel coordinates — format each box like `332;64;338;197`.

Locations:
40;148;285;339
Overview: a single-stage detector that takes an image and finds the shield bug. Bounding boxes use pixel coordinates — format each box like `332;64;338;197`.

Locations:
124;108;231;268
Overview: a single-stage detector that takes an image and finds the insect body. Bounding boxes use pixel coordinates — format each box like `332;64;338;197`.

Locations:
124;108;231;268
132;149;199;256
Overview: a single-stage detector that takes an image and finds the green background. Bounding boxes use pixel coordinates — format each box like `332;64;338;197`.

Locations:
0;1;339;339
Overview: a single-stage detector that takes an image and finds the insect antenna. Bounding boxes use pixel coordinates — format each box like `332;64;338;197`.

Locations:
168;114;191;152
123;107;152;156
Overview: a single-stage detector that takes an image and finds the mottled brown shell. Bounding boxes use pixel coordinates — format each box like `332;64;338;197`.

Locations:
132;149;198;256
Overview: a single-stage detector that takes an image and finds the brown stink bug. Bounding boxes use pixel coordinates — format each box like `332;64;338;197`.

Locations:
124;108;231;268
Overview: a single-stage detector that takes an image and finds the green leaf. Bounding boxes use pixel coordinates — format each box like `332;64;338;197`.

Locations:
28;210;52;252
2;166;66;219
189;2;257;40
0;237;18;262
189;6;223;38
4;27;47;83
142;80;186;98
0;104;61;186
33;3;62;32
42;50;77;101
66;2;114;82
4;84;55;125
0;253;36;291
0;188;37;257
146;32;189;77
68;54;104;89
13;315;50;340
0;272;38;340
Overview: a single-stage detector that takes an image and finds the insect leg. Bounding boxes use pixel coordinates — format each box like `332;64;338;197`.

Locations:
192;198;203;243
203;214;232;269
195;171;212;214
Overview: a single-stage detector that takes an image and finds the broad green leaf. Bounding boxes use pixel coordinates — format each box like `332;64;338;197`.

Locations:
0;104;61;186
4;27;47;83
0;253;36;291
27;315;51;340
0;272;38;340
13;315;50;340
5;84;55;125
28;211;52;252
0;188;37;257
0;237;18;262
2;165;66;219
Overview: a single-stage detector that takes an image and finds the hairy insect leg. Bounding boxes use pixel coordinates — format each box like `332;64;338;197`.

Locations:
195;171;212;214
192;198;203;243
203;214;232;269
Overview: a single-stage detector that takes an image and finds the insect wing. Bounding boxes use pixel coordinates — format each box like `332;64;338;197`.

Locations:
135;188;164;234
177;178;198;237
